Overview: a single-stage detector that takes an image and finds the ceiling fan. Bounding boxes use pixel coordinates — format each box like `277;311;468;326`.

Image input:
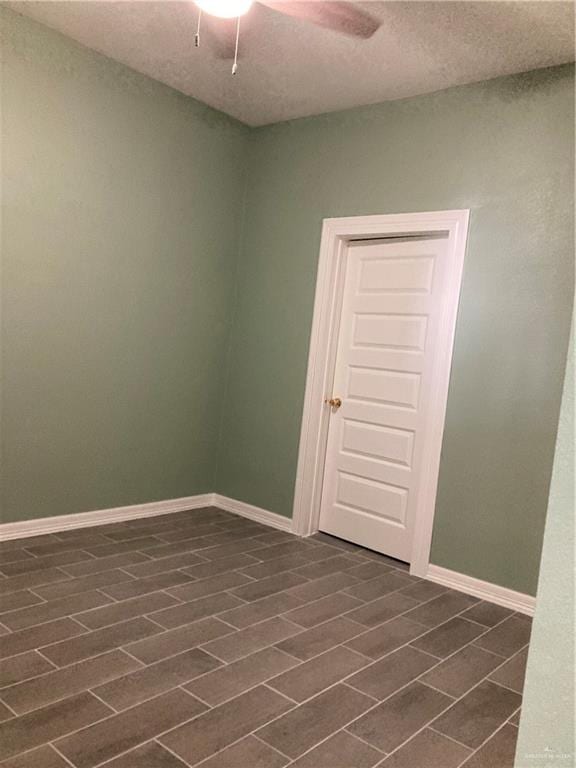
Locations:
193;0;381;72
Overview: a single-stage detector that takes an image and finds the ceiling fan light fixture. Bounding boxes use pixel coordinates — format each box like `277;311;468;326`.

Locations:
194;0;253;18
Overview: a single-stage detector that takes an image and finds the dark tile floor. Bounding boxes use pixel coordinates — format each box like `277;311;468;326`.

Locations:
0;508;530;767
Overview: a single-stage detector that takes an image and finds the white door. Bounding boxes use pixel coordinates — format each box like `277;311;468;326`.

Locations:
318;234;455;562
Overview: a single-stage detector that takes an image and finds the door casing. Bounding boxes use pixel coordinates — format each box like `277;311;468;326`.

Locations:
292;210;470;578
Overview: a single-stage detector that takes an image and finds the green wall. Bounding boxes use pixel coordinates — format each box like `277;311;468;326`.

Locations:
216;65;574;595
0;8;248;522
515;324;574;766
1;8;573;597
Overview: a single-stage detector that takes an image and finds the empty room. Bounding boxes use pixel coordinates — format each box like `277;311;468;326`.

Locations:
0;1;574;766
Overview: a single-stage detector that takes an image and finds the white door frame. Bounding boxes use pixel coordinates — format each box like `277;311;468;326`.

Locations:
292;210;470;577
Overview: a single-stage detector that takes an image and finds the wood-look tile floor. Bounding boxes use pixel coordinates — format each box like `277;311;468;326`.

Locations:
0;508;530;767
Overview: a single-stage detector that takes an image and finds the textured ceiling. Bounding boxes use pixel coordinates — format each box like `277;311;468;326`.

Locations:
9;1;575;125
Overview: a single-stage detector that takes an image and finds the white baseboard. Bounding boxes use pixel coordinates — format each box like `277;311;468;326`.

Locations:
0;500;537;616
212;494;293;533
426;564;536;616
0;494;214;541
0;492;294;541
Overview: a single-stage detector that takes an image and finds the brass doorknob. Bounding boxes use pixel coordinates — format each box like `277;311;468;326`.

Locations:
325;397;342;409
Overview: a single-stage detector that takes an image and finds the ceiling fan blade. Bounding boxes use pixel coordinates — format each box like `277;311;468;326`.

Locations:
260;1;380;39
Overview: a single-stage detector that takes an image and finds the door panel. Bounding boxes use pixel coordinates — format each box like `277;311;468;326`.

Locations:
318;236;451;561
348;368;421;408
341;421;414;466
353;314;428;350
337;473;408;523
358;256;435;292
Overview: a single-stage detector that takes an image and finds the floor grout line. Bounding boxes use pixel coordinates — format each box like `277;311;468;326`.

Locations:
457;712;524;765
342;727;389;756
50;742;79;767
157;686;299;765
25;645;59;667
184;578;500;687
0;696;19;717
417;680;457;698
485;677;524;696
3;609;250;687
409;646;443;660
252;732;295;762
469;642;509;659
0;579;513;673
165;629;383;719
117;645;152;668
155;737;198;768
177;684;214;710
0;589;118;630
87;686;120;714
0;520;530;767
371;649;524;764
341;680;385;705
428;725;474;750
0;614;92;646
187;639;432;755
18;588;48;605
261;681;299;705
0;650;145;715
327;610;527;763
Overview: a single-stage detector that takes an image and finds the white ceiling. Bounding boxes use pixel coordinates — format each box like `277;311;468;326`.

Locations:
9;1;575;125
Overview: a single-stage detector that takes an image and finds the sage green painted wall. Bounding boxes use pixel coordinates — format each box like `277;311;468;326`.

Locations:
216;65;575;595
0;8;248;522
1;7;573;597
515;324;574;766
